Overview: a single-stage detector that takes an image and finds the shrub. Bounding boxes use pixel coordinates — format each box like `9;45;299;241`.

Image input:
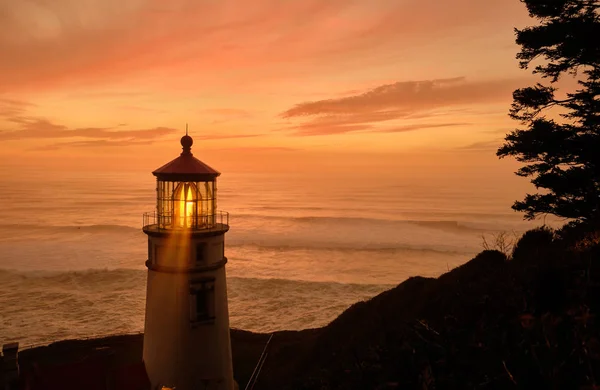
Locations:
511;226;555;262
481;231;517;258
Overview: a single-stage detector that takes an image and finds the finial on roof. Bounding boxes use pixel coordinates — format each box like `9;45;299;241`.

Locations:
181;124;193;155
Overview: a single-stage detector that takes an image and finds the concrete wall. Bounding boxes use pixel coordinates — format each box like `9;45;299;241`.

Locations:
143;232;234;390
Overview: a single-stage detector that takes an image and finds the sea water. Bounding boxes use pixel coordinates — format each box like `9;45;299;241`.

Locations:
0;169;547;346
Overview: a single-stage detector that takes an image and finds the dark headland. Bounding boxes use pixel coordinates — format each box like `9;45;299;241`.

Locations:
6;225;600;389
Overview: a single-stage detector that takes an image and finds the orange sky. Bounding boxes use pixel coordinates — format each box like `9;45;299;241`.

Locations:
0;0;537;177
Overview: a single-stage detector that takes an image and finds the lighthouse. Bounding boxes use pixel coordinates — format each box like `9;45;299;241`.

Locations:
142;132;235;390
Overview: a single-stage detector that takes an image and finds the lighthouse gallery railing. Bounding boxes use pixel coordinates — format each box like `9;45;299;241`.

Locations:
143;210;229;231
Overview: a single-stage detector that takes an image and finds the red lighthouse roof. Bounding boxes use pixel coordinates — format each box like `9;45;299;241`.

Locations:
152;134;220;181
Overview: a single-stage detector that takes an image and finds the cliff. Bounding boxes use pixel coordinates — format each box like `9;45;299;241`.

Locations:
256;225;600;389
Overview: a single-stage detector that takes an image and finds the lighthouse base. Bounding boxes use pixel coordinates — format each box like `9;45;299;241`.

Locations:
143;263;234;390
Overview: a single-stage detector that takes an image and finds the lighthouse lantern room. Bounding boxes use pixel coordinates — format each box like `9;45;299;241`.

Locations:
142;131;235;390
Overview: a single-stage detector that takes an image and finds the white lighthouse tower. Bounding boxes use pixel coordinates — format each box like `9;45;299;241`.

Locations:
142;132;235;390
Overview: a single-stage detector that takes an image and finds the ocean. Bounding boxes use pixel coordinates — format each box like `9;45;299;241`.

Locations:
0;168;548;347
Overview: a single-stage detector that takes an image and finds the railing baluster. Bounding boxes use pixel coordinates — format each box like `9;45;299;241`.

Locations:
143;211;229;231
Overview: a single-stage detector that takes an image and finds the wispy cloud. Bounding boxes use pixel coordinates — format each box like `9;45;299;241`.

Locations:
282;77;514;117
31;139;156;151
0;98;35;117
0;0;528;92
0;118;176;141
287;121;472;136
379;122;472;133
291;123;372;136
192;133;263;141
22;129;263;151
213;146;299;152
0;98;264;149
281;77;518;136
66;91;150;99
0;97;177;145
459;139;503;151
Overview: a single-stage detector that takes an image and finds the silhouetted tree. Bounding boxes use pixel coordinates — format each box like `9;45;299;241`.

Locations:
498;0;600;223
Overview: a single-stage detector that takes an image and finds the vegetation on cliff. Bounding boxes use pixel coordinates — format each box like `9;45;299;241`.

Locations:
256;225;600;389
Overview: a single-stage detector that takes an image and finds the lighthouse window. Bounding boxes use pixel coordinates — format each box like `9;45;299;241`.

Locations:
196;290;210;320
190;279;215;324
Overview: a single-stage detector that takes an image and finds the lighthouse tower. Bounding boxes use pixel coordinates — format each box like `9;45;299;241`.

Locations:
142;132;234;390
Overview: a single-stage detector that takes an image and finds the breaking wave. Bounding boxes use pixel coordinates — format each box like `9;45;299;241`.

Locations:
232;214;512;232
0;224;139;233
0;216;512;235
0;268;391;347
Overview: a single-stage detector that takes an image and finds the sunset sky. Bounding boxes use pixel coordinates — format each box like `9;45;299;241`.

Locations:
0;0;538;177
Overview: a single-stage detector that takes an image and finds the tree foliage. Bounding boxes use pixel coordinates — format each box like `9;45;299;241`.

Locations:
498;0;600;223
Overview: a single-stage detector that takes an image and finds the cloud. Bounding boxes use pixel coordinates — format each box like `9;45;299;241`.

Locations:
0;0;359;91
212;146;299;152
0;98;35;117
0;98;178;143
31;139;156;151
0;117;176;141
0;0;528;92
281;77;518;136
66;91;150;99
19;127;263;151
0;99;264;148
282;77;514;117
288;121;471;136
291;124;372;136
459;139;503;151
192;133;263;141
379;122;472;133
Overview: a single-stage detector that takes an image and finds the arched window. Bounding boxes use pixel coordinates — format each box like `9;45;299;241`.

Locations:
173;182;200;228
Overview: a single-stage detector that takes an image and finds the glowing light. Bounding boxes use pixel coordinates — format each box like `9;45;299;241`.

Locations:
177;183;196;228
